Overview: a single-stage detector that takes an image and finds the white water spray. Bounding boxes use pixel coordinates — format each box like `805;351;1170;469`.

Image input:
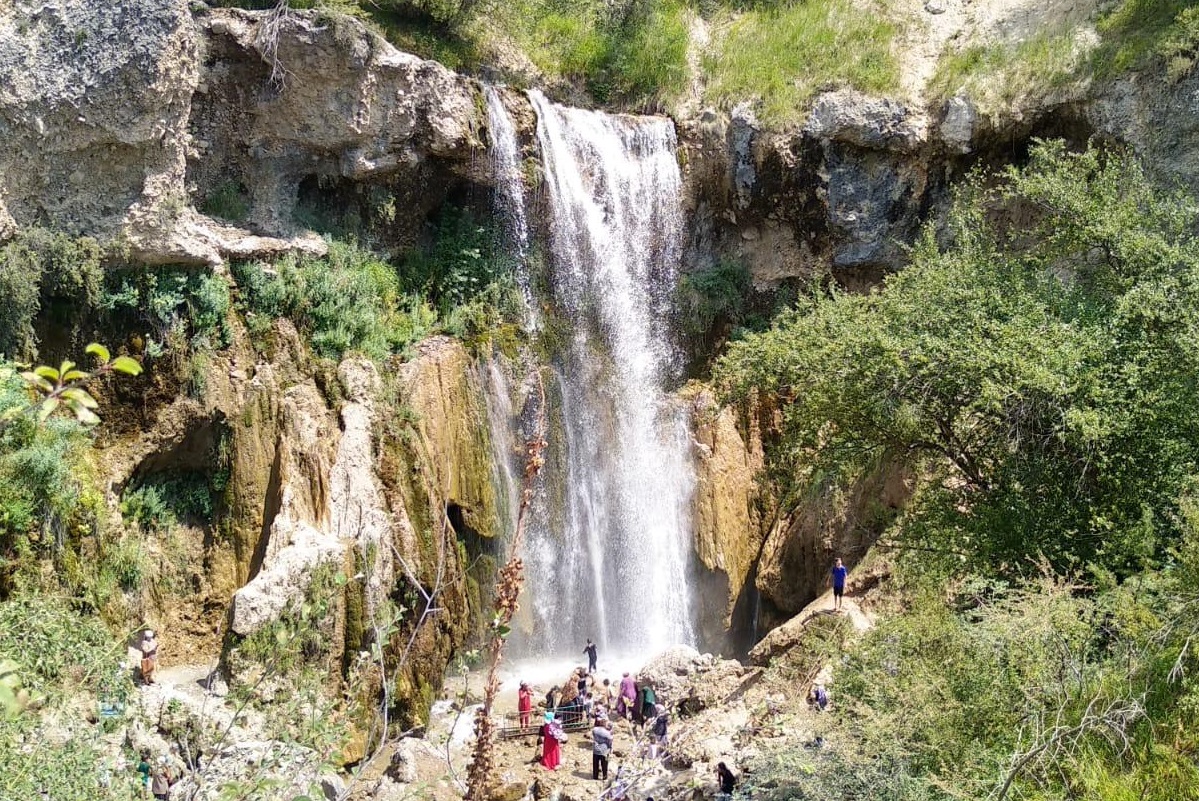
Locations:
516;91;698;655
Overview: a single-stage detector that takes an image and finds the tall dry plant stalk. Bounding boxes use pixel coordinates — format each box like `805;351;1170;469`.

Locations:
465;374;547;800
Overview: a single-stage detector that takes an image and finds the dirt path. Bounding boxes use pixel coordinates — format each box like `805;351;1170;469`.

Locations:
136;661;263;743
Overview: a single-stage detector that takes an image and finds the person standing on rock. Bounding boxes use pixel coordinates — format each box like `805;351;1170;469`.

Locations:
136;751;152;794
617;672;636;720
518;681;533;727
600;677;614;709
716;762;737;799
592;718;613;780
139;629;159;685
810;682;829;711
639;683;657;725
831;557;848;612
583;638;598;673
150;759;173;800
649;703;668;759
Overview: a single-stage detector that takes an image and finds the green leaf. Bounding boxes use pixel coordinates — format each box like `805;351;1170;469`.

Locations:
496;624;511;638
37;397;59;422
62;369;90;382
20;372;54;393
58;360;75;377
110;355;143;376
70;404;101;426
33;365;59;382
85;343;111;364
62;387;99;409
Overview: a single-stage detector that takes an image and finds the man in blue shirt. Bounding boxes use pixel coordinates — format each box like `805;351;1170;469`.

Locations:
831;557;848;612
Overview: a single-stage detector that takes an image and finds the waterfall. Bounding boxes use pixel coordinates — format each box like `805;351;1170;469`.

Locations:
516;90;698;656
484;86;536;322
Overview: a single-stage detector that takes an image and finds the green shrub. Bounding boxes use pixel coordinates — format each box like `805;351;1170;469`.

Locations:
677;259;752;337
0;229;102;360
400;205;515;313
0;370;99;569
500;0;689;105
199;181;251;222
119;485;177;535
101;268;232;351
235;239;438;359
0;597;136;800
121;471;220;535
718;142;1199;576
0;596;128;702
1093;0;1198;78
928;29;1082;109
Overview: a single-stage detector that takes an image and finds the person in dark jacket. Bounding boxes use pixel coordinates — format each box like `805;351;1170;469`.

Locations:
716;762;736;799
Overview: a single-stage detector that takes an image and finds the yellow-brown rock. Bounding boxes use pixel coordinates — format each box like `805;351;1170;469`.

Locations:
688;387;765;632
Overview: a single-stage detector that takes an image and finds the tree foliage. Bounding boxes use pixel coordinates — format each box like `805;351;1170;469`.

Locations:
718;141;1199;575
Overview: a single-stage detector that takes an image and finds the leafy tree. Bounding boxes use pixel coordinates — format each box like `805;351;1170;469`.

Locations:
718;141;1199;576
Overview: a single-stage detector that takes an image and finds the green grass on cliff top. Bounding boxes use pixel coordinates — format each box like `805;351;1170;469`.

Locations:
703;0;900;124
215;0;901;124
928;0;1199;110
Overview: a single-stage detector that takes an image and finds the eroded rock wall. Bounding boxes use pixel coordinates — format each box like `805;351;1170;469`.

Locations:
100;317;499;726
688;388;764;651
0;0;487;264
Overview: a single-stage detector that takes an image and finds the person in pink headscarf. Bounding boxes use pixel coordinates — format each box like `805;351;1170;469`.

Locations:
616;672;636;720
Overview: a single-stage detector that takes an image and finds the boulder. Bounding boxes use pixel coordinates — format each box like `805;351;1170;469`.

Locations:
490;781;528;801
803;90;928;154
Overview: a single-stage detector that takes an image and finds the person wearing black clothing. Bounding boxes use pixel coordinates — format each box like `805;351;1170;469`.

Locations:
716;762;736;798
583;639;598;673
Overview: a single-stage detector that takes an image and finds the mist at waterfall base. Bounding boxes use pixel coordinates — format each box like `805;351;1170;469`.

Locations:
482;89;701;663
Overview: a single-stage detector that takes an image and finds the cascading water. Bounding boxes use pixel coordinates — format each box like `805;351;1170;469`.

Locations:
484;86;536;322
513;90;698;656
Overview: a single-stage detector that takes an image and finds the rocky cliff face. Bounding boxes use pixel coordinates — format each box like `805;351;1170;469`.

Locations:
0;0;487;265
98;314;500;726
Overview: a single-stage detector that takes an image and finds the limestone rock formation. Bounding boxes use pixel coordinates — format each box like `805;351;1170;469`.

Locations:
754;461;911;630
689;388;764;644
0;0;485;265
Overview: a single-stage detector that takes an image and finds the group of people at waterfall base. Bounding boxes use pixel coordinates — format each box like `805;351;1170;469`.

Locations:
519;644;693;788
516;558;848;791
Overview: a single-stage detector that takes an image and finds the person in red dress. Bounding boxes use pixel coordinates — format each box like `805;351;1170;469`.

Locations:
518;681;533;727
537;712;563;770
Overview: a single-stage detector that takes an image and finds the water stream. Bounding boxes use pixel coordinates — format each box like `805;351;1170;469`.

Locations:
482;88;699;657
513;91;698;656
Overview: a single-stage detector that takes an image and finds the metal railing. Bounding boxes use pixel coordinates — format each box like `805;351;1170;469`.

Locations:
496;704;593;739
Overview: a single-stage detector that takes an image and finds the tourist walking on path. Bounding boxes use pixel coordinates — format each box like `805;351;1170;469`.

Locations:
139;629;159;685
537;712;563;770
150;760;174;800
810;682;829;711
518;681;533;727
649;704;668;758
583;638;598;673
592;719;613;780
716;762;736;799
831;557;848;612
617;672;636;719
136;751;151;793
